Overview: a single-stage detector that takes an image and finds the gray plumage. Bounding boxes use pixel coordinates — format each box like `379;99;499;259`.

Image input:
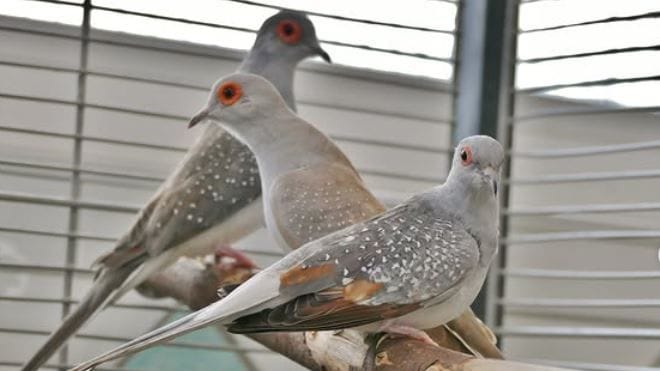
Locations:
293;201;479;307
134;128;260;254
70;73;504;371
22;11;329;371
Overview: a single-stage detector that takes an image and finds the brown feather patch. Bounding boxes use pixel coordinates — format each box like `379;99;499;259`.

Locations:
280;263;335;287
343;280;384;302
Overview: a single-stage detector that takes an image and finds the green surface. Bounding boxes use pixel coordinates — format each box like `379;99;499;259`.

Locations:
123;312;248;371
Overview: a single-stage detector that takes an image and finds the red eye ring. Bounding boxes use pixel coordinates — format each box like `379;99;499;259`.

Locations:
460;146;473;166
217;81;242;106
276;19;301;44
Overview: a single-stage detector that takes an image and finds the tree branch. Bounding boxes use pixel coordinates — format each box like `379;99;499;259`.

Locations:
137;256;573;371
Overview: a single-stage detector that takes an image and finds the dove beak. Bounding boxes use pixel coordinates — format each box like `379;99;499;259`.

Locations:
311;44;332;63
481;166;499;196
188;107;210;129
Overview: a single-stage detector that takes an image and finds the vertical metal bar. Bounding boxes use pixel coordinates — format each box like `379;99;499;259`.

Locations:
448;0;464;145
485;0;520;335
452;0;514;143
59;0;91;368
453;0;519;319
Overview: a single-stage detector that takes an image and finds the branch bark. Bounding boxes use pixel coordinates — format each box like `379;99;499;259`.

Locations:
138;256;573;371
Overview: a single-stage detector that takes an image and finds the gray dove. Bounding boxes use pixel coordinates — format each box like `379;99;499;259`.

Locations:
70;73;504;371
22;11;330;371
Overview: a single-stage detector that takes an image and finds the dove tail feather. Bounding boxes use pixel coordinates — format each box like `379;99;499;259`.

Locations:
69;306;228;371
21;265;137;371
104;247;180;307
71;271;283;371
445;309;504;359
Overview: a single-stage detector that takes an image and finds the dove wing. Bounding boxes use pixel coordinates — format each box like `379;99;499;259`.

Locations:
229;198;480;332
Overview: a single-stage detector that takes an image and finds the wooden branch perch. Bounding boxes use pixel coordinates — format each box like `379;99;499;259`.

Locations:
138;256;574;371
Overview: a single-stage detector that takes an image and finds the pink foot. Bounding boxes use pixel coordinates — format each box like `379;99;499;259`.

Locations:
214;245;257;299
214;245;257;270
379;323;439;347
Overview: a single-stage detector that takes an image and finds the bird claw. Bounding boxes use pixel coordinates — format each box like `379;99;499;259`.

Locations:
362;324;438;370
379;324;439;347
214;245;257;270
360;333;384;371
214;245;258;299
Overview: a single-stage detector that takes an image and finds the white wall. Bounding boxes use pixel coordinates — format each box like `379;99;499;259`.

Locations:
503;94;660;369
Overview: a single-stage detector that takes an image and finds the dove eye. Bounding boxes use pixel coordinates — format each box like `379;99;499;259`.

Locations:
276;19;302;44
460;147;473;166
217;81;242;106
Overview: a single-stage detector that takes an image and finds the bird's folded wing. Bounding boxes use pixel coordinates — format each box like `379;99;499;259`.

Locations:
228;286;421;332
92;195;159;271
95;125;261;290
93;126;261;269
143;128;261;255
230;200;480;332
269;162;385;249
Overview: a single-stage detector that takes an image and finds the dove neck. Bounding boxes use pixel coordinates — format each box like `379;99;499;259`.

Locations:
222;111;351;187
239;50;297;112
438;175;500;265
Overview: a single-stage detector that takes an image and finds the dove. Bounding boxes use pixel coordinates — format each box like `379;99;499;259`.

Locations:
70;73;504;371
22;11;330;371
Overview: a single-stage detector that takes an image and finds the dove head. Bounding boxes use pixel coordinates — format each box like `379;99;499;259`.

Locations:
189;72;343;187
240;11;330;110
189;73;290;131
447;135;504;199
252;10;330;63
